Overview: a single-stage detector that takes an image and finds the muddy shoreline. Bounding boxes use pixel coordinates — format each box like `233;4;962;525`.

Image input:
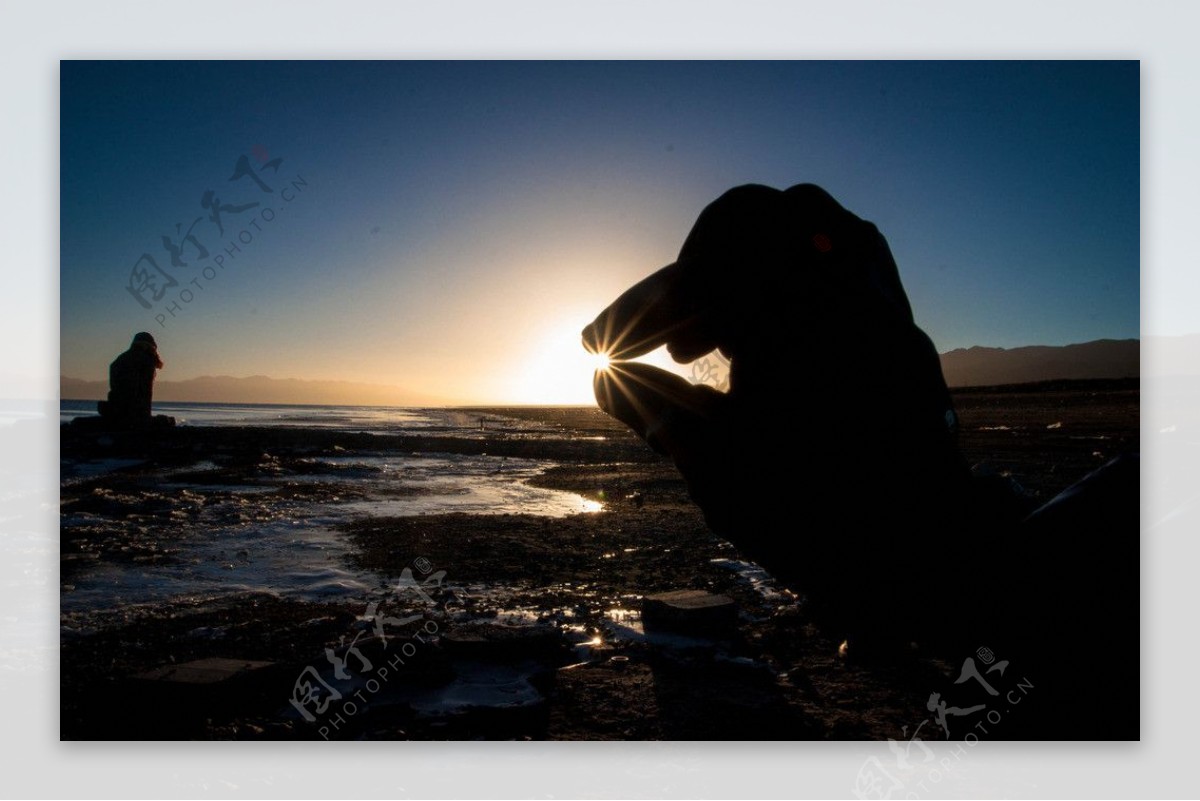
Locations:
60;381;1139;740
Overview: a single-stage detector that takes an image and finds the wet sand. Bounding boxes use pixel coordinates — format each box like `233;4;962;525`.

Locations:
59;380;1138;740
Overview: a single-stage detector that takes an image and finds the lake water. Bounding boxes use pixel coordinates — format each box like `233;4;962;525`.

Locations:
61;399;499;434
60;402;602;628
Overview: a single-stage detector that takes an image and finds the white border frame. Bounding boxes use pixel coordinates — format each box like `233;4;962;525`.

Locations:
4;1;1192;797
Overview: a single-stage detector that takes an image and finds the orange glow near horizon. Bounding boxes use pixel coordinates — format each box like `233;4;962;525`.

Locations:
506;316;610;405
502;315;690;405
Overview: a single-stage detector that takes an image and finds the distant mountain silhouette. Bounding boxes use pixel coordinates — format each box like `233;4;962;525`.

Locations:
938;339;1139;387
62;338;1141;403
60;374;453;407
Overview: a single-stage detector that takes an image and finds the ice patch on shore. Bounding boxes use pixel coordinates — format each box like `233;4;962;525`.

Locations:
709;557;787;601
61;518;377;616
60;452;603;621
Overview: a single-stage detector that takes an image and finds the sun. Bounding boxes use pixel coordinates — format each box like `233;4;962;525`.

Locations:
502;314;694;405
506;317;614;404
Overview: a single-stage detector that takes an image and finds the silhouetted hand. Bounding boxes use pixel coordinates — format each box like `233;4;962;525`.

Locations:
581;183;1139;739
582;184;972;643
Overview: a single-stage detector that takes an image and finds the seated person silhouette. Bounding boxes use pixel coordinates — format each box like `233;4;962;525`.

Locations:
97;332;164;425
583;184;1138;739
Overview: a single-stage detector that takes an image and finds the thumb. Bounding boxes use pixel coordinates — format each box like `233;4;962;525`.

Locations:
594;361;735;534
593;361;727;463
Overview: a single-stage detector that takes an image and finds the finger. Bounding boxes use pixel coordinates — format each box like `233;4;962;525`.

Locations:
781;183;915;325
593;361;726;461
582;262;712;362
582;184;787;363
594;362;735;534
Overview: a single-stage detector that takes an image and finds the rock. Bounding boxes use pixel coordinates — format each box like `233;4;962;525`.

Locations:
441;623;564;661
642;590;738;638
135;656;275;685
127;657;286;735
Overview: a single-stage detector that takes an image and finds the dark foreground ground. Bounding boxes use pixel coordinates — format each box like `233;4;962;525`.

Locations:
59;379;1138;740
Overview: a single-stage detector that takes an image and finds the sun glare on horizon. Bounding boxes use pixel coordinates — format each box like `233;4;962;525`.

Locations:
506;317;610;405
504;315;695;405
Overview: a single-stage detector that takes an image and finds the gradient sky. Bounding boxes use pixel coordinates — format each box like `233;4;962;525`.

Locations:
61;60;1139;404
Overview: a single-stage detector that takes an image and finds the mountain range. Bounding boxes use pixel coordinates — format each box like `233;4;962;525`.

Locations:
938;338;1139;387
61;338;1141;403
60;374;452;407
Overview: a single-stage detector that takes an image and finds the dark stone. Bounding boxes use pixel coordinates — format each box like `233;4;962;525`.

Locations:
441;623;564;661
642;589;738;638
135;657;275;685
122;657;288;737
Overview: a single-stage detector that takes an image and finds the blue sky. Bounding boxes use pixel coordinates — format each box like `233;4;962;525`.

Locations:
60;60;1139;403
